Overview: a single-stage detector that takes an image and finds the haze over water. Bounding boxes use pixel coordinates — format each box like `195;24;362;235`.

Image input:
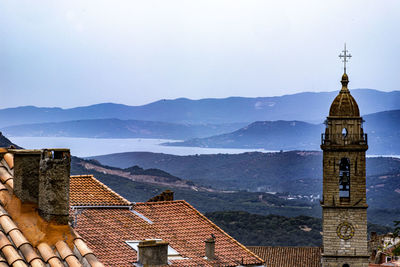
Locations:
11;137;271;157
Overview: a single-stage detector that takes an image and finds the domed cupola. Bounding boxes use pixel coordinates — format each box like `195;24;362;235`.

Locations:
329;73;360;117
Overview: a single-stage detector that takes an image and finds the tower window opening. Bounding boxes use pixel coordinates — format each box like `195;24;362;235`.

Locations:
339;158;350;198
342;128;348;137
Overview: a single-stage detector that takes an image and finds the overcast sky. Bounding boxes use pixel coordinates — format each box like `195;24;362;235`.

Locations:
0;0;399;108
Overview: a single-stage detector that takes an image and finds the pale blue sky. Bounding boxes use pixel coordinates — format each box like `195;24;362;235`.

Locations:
0;0;399;108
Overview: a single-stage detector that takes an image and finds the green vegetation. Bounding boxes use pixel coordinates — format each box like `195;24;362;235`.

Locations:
71;157;321;218
124;165;190;184
205;211;393;247
71;156;400;227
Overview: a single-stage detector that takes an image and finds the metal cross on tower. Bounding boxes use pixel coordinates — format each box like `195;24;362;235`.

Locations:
339;43;352;74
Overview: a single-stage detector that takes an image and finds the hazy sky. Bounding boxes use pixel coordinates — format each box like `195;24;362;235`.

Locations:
0;1;399;108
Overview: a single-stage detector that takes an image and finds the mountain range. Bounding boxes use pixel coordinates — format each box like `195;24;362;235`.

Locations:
1;89;400;128
1;119;246;140
165;109;400;155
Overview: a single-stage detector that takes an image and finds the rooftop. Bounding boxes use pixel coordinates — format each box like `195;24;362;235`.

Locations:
69;176;264;266
248;246;322;267
0;150;104;267
70;175;131;207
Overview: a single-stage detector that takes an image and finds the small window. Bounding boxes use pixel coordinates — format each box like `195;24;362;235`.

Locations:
343;264;350;267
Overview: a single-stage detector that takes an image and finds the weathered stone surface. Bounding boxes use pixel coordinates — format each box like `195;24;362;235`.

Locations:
205;237;215;260
13;152;41;203
321;74;369;267
138;240;168;265
38;149;71;224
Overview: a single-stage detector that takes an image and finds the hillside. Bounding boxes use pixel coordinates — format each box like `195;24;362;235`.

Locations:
71;157;322;219
1;119;246;140
72;156;399;226
1;89;400;127
205;211;393;247
89;151;400;193
0;133;21;148
165;120;323;150
89;151;400;226
165;109;400;154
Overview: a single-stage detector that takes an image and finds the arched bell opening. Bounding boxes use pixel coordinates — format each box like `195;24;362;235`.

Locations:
339;158;350;200
342;128;348;137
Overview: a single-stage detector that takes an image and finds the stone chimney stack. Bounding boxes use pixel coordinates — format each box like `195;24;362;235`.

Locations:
13;150;42;203
205;236;216;260
138;240;169;266
38;149;71;224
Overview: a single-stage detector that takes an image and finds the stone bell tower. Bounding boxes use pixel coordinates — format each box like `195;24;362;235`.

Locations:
321;45;369;267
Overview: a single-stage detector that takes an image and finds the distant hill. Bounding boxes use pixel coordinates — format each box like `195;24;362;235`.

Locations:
165;109;400;155
89;151;400;193
71;156;323;219
77;153;400;226
205;211;393;247
89;150;400;226
0;133;20;148
165;120;323;150
1;119;246;140
1;89;400;127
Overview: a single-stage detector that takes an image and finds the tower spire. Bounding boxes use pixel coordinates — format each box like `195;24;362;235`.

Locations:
339;43;352;74
338;44;351;90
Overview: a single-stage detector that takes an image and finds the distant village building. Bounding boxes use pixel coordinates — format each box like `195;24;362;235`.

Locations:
369;232;400;266
320;46;370;267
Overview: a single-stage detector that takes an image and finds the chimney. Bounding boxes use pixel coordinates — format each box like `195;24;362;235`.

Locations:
12;150;42;203
138;240;168;266
38;149;71;224
147;190;174;202
204;236;215;260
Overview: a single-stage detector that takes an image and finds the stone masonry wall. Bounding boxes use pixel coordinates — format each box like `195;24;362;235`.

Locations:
322;151;366;207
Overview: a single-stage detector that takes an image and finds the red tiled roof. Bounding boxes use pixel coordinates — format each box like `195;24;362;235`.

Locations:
70;175;130;206
248;246;322;267
74;201;264;266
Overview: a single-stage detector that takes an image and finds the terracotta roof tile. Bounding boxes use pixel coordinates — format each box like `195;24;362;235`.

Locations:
1;244;25;266
70;175;131;206
0;167;13;186
73;238;94;257
0;232;12;249
248;246;322;267
19;244;42;264
55;241;82;267
10;261;28;267
37;243;58;262
55;241;74;260
0;183;7;192
73;201;264;266
29;259;46;267
3;154;13;170
8;229;30;248
0;216;18;234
